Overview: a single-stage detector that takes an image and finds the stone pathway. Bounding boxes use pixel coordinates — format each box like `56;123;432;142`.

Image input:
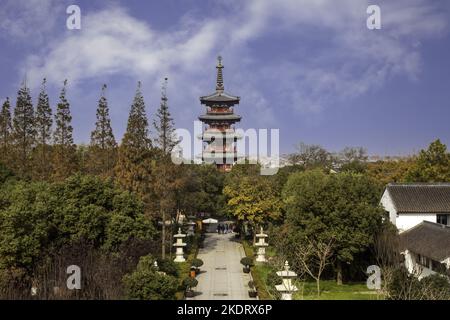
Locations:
189;232;256;300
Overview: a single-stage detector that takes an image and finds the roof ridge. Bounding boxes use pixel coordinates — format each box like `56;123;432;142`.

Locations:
422;220;450;230
401;221;427;235
388;183;450;186
402;220;450;236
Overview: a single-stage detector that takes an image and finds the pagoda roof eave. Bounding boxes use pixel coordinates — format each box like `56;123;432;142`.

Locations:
200;91;240;105
198;114;241;122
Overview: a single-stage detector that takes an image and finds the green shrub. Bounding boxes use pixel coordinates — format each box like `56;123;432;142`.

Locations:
420;274;450;300
240;257;253;267
182;277;198;290
192;258;204;268
157;258;179;277
387;267;420;300
386;267;450;300
123;255;178;300
0;163;14;185
266;270;282;287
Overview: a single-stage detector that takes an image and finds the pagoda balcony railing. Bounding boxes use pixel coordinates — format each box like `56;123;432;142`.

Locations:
205;146;237;153
206;107;234;114
206;125;236;131
206;149;235;153
201;151;243;159
198;130;242;140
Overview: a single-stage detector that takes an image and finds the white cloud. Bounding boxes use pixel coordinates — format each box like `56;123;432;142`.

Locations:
0;0;63;42
228;0;447;114
16;0;448;133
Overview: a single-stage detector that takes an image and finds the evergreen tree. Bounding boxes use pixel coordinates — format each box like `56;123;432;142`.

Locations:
87;84;117;176
33;78;53;180
151;153;187;259
406;139;450;182
153;78;178;154
115;81;154;205
12;82;35;178
52;80;77;181
0;97;12;166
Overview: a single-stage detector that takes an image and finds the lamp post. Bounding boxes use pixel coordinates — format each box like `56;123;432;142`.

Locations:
173;228;187;262
255;227;269;263
276;261;298;300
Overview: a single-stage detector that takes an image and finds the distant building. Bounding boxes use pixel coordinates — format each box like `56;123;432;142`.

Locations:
198;56;242;172
400;221;450;279
380;183;450;232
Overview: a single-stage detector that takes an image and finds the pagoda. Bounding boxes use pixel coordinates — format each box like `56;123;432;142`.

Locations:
198;56;242;172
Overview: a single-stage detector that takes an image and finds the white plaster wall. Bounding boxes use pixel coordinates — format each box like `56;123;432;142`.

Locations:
443;258;450;269
380;190;397;225
403;250;415;274
403;250;437;280
418;266;436;280
396;214;437;232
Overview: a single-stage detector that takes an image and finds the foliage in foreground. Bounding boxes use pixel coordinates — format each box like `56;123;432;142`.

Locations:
387;268;450;300
277;169;385;283
123;255;178;300
0;174;157;278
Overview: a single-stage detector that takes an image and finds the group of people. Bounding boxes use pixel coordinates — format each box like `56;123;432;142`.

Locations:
216;223;233;234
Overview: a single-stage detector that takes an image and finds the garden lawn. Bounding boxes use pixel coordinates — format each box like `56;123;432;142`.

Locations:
294;280;384;300
242;240;383;300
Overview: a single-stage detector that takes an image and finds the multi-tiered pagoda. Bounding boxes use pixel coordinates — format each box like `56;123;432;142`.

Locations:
198;56;242;172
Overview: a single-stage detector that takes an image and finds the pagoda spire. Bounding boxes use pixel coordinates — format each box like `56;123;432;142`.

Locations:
216;55;224;92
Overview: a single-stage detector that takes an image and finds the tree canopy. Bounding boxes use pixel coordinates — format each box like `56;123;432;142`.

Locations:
405;139;450;182
224;169;282;227
279;169;385;283
0;174;156;273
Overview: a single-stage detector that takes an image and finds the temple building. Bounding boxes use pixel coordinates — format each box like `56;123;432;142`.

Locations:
198;56;242;172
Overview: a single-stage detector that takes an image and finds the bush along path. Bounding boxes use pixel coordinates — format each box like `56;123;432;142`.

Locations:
175;232;202;300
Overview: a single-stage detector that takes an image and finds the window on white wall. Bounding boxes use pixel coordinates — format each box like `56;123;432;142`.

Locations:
437;214;449;226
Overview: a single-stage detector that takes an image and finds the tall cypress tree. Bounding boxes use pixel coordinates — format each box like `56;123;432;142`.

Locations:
87;84;117;176
52;79;77;181
33;78;53;180
153;77;178;154
0;97;13;167
12;82;35;178
152;78;181;258
116;81;154;204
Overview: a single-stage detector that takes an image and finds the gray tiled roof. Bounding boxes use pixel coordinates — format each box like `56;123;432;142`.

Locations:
387;183;450;213
400;221;450;261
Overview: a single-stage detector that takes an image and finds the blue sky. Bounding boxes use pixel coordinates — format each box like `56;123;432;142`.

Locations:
0;0;449;156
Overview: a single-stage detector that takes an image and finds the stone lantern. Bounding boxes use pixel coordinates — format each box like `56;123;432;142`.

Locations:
173;228;187;262
276;261;298;300
255;227;269;263
186;221;196;236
